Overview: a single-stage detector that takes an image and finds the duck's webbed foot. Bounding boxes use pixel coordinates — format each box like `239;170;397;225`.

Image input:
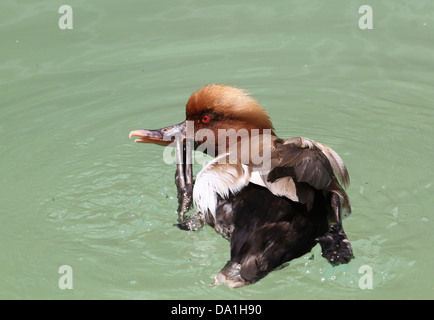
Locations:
174;210;205;231
316;224;354;266
317;192;354;265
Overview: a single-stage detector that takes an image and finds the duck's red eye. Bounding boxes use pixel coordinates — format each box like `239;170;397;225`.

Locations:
201;115;210;123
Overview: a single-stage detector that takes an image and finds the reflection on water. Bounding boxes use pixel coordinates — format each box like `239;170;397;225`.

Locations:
1;0;433;299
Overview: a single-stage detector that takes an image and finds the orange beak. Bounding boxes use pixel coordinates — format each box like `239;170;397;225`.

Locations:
129;121;186;146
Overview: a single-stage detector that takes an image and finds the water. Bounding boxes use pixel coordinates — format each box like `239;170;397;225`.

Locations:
1;0;433;299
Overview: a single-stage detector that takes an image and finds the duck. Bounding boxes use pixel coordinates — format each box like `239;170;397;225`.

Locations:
129;84;353;288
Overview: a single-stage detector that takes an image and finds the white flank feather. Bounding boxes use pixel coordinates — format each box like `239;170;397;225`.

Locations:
249;171;299;203
193;153;251;220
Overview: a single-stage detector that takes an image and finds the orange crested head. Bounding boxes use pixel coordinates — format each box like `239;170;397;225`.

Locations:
185;84;275;133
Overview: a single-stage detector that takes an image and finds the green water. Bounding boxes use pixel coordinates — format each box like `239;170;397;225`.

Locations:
1;0;433;299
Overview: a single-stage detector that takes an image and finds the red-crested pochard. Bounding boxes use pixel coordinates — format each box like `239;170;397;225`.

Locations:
129;84;353;287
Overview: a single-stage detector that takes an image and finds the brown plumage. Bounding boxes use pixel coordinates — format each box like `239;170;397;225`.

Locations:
129;84;354;288
186;85;274;131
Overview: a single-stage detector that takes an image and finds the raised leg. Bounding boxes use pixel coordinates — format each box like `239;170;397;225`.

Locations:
316;193;354;265
173;142;206;231
175;210;205;231
174;144;194;223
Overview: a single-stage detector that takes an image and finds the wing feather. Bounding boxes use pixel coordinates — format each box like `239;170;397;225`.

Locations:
248;137;351;213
